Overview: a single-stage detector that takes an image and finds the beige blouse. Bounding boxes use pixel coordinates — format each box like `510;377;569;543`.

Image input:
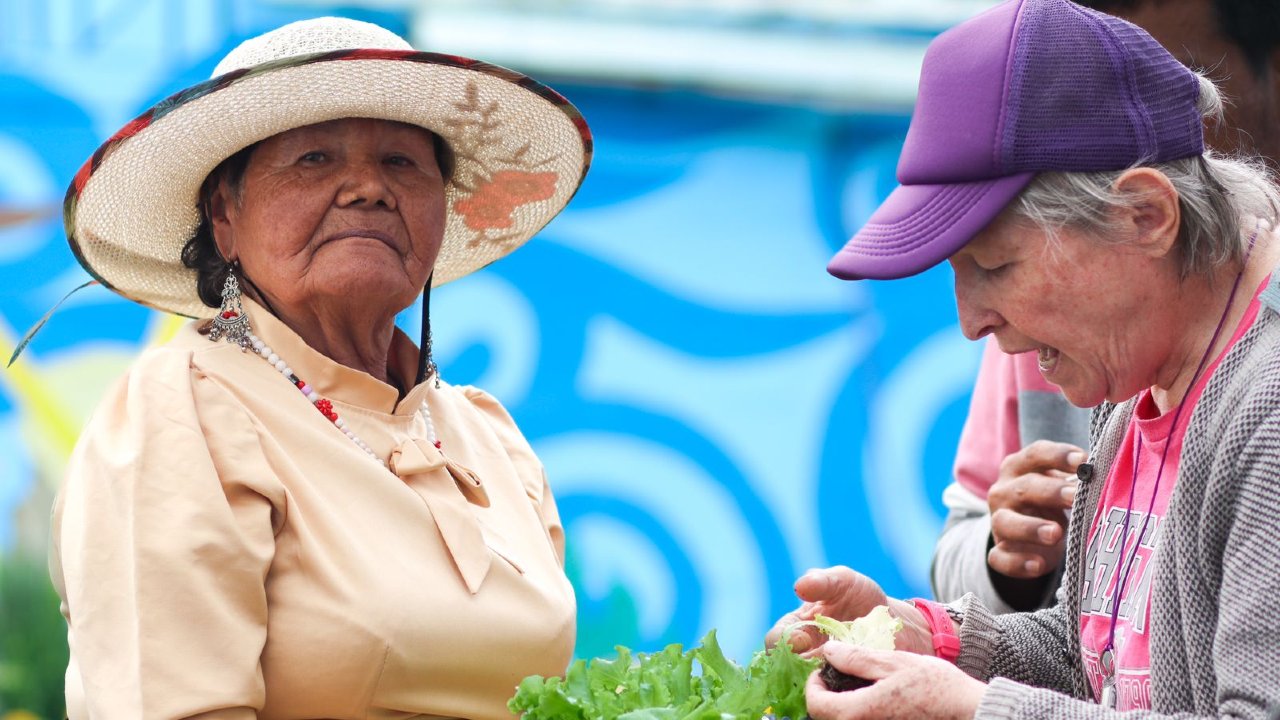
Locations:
50;299;576;719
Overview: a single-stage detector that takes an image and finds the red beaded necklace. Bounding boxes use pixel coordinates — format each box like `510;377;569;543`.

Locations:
207;276;443;467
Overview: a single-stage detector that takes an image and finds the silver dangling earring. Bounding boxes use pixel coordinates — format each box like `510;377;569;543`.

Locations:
208;269;252;350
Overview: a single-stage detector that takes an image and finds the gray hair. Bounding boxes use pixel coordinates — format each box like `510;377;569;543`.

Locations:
1007;72;1280;278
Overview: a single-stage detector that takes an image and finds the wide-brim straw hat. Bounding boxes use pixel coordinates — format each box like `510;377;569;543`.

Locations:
64;16;593;318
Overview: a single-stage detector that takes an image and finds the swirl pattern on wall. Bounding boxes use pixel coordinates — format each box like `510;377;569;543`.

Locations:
0;2;984;664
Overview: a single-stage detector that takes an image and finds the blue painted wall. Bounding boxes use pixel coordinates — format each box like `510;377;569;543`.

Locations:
0;0;981;671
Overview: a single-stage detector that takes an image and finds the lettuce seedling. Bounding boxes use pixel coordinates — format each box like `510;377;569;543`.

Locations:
508;631;819;720
789;606;902;692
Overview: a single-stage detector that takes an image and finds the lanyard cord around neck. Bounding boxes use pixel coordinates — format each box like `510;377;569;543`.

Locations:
1103;225;1260;658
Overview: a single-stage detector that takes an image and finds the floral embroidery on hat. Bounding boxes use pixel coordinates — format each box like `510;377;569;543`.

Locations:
445;82;562;246
454;170;558;231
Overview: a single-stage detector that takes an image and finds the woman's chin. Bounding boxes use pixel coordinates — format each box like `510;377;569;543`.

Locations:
1057;381;1110;410
295;273;423;317
1060;390;1098;409
1037;356;1099;408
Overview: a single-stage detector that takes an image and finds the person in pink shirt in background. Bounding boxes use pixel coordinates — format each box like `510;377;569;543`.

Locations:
930;0;1280;615
763;1;1280;714
933;344;1089;613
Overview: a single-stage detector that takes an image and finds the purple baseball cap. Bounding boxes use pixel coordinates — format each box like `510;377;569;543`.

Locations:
827;0;1205;281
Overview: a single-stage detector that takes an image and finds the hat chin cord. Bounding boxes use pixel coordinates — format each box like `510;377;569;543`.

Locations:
416;273;437;387
234;263;280;318
233;260;437;391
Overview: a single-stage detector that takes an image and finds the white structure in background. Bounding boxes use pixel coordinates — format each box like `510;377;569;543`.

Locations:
276;0;1001;109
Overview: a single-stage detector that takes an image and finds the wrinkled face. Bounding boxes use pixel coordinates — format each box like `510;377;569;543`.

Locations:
212;117;447;319
948;212;1175;408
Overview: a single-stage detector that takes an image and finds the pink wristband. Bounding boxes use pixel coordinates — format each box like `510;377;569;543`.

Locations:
910;598;960;663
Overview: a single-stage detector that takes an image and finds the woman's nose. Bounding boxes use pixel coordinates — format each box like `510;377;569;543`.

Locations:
337;160;396;209
953;271;1002;341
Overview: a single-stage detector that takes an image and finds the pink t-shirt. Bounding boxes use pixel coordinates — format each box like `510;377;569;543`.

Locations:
1078;280;1265;709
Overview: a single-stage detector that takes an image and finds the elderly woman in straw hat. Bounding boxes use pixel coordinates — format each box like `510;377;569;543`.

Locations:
765;0;1280;718
50;17;589;719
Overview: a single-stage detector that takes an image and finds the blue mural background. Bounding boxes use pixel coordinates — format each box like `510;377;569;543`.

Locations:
0;0;983;690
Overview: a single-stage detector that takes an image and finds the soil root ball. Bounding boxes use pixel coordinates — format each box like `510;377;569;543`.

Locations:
818;662;873;692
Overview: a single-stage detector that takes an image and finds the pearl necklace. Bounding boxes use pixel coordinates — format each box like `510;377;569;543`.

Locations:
245;330;441;468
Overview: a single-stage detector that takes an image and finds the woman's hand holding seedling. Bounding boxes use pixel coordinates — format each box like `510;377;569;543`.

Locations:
806;641;986;720
775;600;986;719
764;566;932;656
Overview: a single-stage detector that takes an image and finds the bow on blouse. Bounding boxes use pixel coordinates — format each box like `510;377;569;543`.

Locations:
389;438;491;594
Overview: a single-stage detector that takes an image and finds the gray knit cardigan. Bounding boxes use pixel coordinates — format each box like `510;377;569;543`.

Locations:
955;278;1280;719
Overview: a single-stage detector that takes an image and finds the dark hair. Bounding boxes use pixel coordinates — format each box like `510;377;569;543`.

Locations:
180;129;456;309
1213;0;1280;75
181;143;258;308
1075;0;1280;75
432;134;455;184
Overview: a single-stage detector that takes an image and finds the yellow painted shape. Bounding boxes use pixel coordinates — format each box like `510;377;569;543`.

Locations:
0;308;181;485
0;316;81;459
146;310;190;347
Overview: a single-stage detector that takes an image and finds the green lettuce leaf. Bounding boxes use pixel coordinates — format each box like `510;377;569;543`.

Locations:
508;631;820;720
788;606;902;651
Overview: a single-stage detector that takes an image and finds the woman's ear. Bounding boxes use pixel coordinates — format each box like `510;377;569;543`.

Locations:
1113;168;1180;259
208;180;238;263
